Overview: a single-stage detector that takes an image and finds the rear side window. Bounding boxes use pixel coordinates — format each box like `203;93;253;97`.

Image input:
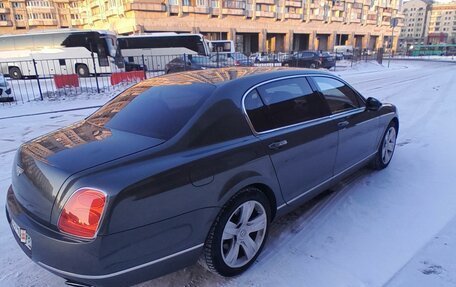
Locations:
89;83;214;140
312;77;362;114
244;77;328;132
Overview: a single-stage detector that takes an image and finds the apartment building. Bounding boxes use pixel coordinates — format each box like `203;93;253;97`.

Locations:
398;0;430;48
0;0;403;53
399;0;456;49
427;1;456;44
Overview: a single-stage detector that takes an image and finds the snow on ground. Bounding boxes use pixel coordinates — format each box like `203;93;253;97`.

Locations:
389;55;456;62
0;60;455;287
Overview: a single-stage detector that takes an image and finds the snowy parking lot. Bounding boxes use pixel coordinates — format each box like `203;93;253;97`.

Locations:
0;60;455;287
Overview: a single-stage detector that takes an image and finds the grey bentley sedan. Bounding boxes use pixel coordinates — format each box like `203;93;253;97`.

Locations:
6;67;398;287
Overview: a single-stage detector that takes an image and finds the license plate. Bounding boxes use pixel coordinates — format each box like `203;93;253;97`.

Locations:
11;219;32;250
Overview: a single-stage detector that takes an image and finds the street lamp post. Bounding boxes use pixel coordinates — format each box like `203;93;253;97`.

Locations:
388;17;399;68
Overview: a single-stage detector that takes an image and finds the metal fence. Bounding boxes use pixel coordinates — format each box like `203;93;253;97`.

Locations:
0;50;384;104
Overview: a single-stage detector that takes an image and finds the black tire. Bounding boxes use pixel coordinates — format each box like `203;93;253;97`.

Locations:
200;187;271;277
76;64;89;77
9;67;22;80
371;121;398;170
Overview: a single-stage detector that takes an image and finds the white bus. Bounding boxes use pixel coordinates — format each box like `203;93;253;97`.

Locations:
210;40;235;55
0;29;124;79
118;33;211;71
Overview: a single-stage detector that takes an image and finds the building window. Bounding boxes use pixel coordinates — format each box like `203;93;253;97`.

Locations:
14;14;24;20
12;2;22;8
0;14;6;21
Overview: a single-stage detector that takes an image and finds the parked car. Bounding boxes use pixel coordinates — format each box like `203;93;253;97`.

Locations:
6;67;398;287
334;45;354;59
328;51;344;60
165;55;222;74
0;73;13;102
249;52;278;63
282;51;335;69
124;61;146;72
210;52;254;66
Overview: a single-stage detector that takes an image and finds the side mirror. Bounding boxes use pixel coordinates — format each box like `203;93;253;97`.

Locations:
366;97;382;111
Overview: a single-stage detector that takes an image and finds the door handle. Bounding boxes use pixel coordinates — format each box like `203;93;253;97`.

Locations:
268;140;288;150
337;120;349;128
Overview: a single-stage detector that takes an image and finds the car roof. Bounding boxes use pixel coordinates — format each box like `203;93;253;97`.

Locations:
140;67;330;89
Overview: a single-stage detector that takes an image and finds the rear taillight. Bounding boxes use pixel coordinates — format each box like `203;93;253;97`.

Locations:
235;60;240;66
58;188;106;239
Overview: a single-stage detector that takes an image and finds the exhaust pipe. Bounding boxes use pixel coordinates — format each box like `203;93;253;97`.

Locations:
65;280;93;287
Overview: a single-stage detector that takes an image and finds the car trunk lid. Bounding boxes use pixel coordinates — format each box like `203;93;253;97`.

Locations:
11;120;164;224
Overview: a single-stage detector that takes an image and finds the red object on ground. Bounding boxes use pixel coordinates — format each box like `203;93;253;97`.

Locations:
54;74;79;89
110;71;146;85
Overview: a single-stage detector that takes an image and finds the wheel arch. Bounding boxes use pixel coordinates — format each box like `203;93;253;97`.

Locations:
218;175;281;222
391;117;399;133
74;62;88;70
245;183;277;220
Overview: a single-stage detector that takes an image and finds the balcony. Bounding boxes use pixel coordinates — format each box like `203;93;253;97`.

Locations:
58;8;70;13
168;5;179;13
309;14;324;21
182;5;195;12
126;2;164;12
0;20;12;26
15;20;27;27
255;10;275;18
256;0;275;4
222;8;245;15
71;18;84;25
332;16;344;22
89;0;99;8
366;19;377;25
0;8;10;13
345;0;354;3
28;19;58;26
285;13;301;19
351;18;361;23
285;1;301;7
382;21;391;26
383;11;392;17
194;6;210;13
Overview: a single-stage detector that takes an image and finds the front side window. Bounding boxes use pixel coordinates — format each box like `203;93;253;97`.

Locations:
244;77;328;132
312;76;362;114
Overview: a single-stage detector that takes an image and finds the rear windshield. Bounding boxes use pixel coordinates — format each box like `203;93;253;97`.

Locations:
88;83;215;140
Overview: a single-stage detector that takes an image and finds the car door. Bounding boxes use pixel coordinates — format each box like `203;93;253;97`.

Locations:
243;76;338;204
298;52;311;67
310;76;381;175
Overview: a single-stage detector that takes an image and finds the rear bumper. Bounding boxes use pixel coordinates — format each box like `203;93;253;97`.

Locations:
6;186;217;287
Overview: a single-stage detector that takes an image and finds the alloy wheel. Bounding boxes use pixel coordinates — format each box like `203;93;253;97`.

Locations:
221;200;267;268
382;127;396;164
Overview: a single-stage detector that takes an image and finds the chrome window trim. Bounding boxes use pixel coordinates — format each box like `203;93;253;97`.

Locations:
309;74;367;106
241;74;366;135
38;243;204;280
241;74;367;135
